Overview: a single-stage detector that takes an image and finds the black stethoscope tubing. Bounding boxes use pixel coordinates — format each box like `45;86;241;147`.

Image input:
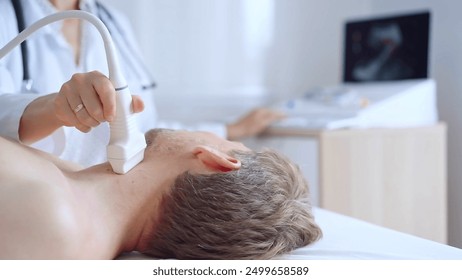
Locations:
11;0;31;90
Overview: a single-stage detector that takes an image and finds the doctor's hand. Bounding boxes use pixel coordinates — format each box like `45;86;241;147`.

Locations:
226;108;286;140
18;71;144;144
54;71;144;133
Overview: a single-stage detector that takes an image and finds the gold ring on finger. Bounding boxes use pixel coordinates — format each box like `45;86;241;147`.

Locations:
73;103;84;113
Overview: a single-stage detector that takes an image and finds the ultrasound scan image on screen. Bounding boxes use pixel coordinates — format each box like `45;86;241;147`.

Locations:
343;11;430;82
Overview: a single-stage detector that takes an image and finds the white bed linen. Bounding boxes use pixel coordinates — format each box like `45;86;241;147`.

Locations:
118;207;462;260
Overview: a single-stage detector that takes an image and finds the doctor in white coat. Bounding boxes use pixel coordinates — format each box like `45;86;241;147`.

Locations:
0;0;284;167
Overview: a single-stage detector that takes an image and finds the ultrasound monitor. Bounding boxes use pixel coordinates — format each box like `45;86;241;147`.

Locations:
343;11;430;82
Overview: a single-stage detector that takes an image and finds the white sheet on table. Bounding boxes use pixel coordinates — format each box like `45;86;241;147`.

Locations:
276;207;462;260
118;207;462;260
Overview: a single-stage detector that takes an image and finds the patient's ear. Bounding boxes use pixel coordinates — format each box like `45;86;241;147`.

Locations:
192;145;241;172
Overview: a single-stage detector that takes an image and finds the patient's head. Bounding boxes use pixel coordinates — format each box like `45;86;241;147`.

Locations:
141;129;322;259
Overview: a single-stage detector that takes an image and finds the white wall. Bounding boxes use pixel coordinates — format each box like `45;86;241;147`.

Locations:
103;0;462;248
103;0;371;98
368;0;462;250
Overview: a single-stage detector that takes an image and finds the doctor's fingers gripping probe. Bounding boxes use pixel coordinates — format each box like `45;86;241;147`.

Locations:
0;10;146;174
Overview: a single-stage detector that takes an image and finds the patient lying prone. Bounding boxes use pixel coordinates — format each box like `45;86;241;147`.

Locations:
0;129;321;259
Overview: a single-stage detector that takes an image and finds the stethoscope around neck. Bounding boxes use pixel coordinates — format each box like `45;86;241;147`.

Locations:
11;0;156;93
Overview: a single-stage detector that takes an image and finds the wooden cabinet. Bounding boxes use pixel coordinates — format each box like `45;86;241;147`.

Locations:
250;124;447;243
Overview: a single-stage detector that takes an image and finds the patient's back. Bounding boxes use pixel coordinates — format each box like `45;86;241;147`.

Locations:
0;137;79;259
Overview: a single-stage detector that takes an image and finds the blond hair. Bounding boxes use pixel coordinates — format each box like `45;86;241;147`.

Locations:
142;149;322;259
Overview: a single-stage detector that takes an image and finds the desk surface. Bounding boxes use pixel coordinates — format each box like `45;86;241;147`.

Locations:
262;123;444;138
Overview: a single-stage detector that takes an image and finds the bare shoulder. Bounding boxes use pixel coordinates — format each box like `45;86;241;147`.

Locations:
0;137;83;173
0;137;100;259
0;181;80;259
0;137;76;259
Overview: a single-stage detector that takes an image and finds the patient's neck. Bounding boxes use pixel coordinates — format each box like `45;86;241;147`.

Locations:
69;160;174;257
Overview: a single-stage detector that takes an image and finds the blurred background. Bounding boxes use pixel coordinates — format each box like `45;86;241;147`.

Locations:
102;0;462;249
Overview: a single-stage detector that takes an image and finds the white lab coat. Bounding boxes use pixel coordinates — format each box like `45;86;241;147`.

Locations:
0;0;226;167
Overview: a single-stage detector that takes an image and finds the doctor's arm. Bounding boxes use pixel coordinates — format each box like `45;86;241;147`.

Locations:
0;70;144;145
18;71;145;144
155;108;285;141
18;71;116;144
226;108;286;140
